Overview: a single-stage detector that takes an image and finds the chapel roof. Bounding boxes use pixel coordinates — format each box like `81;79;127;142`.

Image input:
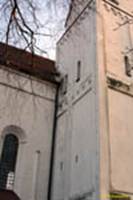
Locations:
0;42;59;83
0;189;20;200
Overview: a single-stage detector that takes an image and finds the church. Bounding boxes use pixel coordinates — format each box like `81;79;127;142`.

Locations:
0;0;133;200
0;42;59;200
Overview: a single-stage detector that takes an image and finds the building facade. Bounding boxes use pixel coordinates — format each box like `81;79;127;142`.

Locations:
52;0;133;200
0;43;59;200
1;1;133;200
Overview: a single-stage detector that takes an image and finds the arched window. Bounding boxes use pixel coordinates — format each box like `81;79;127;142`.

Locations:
0;134;19;189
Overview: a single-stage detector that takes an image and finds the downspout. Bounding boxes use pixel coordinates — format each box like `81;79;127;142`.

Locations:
47;82;60;200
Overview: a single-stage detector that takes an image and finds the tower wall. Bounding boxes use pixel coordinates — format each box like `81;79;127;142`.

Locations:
101;0;133;197
53;1;100;200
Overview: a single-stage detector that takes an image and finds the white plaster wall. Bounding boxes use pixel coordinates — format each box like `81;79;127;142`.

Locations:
66;0;90;28
98;0;133;195
108;88;133;193
52;113;67;200
102;0;133;80
57;1;96;87
0;66;56;200
53;1;99;199
70;91;96;196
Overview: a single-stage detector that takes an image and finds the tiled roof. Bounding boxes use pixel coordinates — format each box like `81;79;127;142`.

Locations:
0;189;20;200
0;43;59;83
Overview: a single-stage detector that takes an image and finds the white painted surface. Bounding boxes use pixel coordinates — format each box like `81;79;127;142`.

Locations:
0;66;56;200
53;1;99;199
32;150;41;200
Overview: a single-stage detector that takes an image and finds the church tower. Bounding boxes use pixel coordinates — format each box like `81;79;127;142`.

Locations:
52;0;133;200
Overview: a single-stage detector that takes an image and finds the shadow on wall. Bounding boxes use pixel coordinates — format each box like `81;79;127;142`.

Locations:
0;189;20;200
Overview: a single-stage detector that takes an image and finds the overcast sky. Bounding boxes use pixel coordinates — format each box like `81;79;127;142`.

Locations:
39;0;70;59
40;0;68;58
0;0;70;60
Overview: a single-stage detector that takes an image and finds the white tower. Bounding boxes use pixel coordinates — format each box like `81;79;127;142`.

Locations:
53;0;133;200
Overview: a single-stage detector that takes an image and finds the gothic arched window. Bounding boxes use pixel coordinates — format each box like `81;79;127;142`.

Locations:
0;134;19;189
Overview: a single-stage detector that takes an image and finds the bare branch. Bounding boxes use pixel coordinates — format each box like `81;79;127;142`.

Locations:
0;0;70;56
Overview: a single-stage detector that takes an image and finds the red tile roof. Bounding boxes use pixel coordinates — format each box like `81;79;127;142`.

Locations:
0;43;59;83
0;189;20;200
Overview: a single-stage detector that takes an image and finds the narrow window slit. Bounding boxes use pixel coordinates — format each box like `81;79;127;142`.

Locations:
124;56;132;77
76;60;81;82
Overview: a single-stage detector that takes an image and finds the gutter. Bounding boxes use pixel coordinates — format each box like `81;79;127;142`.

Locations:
47;82;60;200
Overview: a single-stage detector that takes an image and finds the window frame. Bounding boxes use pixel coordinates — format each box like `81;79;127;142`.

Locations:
0;134;19;189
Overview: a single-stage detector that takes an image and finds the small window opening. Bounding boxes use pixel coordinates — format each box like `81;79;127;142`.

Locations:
76;61;81;82
124;56;132;77
61;74;68;94
75;155;79;163
60;162;64;171
0;134;19;189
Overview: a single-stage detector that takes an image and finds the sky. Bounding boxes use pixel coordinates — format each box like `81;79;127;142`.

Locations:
37;0;70;59
0;0;70;60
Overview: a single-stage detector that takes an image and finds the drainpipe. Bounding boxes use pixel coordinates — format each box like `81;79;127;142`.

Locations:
47;82;60;200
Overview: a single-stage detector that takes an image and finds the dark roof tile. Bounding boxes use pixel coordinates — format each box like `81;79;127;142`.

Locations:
0;189;20;200
0;43;59;83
